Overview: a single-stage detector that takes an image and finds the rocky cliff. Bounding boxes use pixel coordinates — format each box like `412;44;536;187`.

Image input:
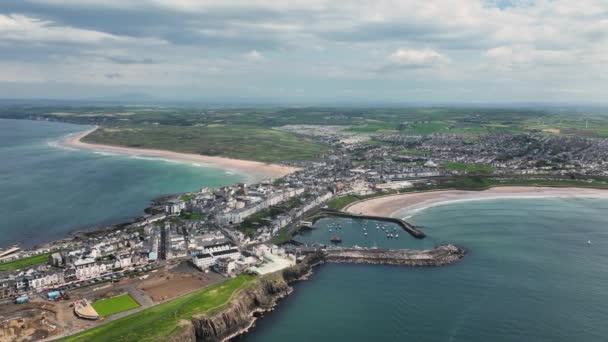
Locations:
170;252;323;342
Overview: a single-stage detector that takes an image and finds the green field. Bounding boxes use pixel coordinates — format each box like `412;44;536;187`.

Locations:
442;162;496;174
0;252;52;271
63;275;256;342
91;293;140;317
83;125;328;162
326;195;363;210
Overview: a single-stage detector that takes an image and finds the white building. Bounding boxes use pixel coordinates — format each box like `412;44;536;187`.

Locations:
191;247;241;270
74;258;111;280
27;271;65;291
165;199;186;214
192;253;214;270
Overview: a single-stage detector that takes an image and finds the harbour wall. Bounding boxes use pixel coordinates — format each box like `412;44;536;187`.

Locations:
324;244;465;266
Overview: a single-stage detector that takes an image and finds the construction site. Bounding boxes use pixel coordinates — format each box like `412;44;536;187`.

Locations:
0;261;225;341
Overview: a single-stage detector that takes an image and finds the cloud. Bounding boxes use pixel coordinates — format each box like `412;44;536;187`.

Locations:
0;14;123;43
105;56;160;65
104;72;123;79
244;50;264;61
0;0;606;102
387;48;448;68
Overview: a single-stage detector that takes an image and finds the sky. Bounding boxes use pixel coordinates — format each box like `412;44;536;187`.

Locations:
0;0;607;104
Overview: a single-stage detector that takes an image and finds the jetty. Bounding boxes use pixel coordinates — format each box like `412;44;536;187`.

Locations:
324;244;464;266
312;209;426;239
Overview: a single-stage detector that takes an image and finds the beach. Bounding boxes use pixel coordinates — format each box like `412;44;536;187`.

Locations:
344;187;608;218
63;127;298;182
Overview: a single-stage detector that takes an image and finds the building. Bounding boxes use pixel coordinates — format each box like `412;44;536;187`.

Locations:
165;199;186;214
0;279;17;299
192;253;214;270
211;248;240;260
213;258;236;275
74;258;111;280
25;271;65;291
191;246;240;270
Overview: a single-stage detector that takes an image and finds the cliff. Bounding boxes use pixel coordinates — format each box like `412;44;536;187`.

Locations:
171;252;323;342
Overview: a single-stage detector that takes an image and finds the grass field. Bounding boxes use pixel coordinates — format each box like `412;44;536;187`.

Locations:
63;275;256;342
0;252;52;271
92;294;140;317
83;125;328;162
442;162;496;174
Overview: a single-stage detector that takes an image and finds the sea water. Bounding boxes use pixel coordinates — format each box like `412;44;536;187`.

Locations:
0;119;241;247
242;198;608;342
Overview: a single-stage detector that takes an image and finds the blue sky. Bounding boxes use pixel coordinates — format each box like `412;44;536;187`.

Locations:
0;0;606;103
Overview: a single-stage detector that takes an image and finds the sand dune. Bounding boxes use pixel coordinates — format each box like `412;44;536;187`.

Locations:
62;127;298;182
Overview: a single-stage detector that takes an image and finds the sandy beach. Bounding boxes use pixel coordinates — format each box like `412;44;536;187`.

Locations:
345;187;608;218
62;127;298;182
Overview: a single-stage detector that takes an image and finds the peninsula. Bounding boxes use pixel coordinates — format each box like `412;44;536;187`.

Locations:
65;128;298;182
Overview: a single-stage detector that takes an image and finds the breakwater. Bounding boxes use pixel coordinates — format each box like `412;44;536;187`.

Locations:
324;244;465;266
312;209;426;238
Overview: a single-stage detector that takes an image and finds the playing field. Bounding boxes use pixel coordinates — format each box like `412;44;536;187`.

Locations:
91;293;140;317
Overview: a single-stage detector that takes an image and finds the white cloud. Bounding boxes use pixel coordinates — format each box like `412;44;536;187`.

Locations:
386;48;448;68
244;50;264;61
0;14;123;43
6;0;608;101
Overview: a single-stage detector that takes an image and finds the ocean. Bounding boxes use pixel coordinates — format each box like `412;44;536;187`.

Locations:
0;119;241;248
241;197;608;342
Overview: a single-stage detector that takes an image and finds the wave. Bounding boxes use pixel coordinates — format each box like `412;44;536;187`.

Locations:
93;151;119;157
46;139;78;151
400;194;608;219
128;155;182;164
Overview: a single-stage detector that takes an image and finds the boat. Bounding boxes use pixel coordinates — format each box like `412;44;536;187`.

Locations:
364;232;368;236
331;236;342;243
588;240;592;245
395;234;399;238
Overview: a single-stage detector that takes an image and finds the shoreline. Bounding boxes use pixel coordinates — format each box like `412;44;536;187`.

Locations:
344;187;608;218
61;126;299;183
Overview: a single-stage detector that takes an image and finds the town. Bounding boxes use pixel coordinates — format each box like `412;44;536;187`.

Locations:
2;122;608;340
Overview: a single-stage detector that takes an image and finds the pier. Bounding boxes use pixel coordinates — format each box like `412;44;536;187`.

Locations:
312;209;426;239
288;244;465;266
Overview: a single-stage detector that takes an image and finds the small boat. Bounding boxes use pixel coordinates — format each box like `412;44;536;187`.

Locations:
588;240;592;245
329;229;333;232
364;232;368;236
331;236;342;243
395;234;399;238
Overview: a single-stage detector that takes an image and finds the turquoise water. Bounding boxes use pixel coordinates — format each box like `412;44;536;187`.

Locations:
0;119;241;247
242;198;608;342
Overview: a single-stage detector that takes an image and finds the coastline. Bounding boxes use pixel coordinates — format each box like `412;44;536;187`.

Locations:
62;127;299;183
344;187;608;218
